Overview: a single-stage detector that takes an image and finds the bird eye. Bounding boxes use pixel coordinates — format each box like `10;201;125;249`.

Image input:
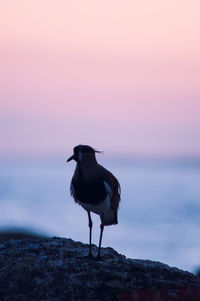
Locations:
73;146;79;155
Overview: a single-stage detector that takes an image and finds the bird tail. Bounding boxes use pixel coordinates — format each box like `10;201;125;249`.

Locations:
103;208;118;226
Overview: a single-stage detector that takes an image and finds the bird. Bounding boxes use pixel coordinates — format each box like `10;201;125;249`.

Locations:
67;144;121;258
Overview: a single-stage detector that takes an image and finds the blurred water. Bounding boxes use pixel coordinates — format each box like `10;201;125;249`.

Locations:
0;156;200;273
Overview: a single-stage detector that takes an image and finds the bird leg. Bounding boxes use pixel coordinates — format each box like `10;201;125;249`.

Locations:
97;214;104;259
88;211;93;257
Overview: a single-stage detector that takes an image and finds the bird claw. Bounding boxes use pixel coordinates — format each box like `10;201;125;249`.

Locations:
95;253;102;260
76;252;103;260
86;253;95;259
76;252;94;259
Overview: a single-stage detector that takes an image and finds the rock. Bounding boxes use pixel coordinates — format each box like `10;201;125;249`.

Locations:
0;228;47;243
0;237;199;300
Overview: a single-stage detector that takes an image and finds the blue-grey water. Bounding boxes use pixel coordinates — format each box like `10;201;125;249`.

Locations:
0;156;200;273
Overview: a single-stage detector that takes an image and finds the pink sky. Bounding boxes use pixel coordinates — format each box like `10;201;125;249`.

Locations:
0;0;200;156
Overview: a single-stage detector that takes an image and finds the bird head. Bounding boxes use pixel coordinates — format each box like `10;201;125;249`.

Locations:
67;145;102;163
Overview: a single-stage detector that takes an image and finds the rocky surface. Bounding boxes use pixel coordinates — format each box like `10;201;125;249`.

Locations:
0;237;199;301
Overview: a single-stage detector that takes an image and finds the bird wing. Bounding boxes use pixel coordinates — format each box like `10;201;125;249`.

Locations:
70;164;121;210
98;164;121;210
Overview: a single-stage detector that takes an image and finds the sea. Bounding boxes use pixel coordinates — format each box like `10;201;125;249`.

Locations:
0;155;200;273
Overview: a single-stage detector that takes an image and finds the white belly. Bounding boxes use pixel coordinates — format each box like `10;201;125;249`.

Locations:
79;193;111;216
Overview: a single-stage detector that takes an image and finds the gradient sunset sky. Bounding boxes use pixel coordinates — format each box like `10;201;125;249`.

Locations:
0;0;200;156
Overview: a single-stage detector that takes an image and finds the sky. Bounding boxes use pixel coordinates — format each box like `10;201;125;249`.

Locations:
0;0;200;156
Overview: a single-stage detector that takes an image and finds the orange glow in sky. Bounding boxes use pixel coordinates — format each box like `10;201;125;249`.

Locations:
0;0;200;155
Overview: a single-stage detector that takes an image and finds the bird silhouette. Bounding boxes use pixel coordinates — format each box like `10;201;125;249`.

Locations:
67;145;121;258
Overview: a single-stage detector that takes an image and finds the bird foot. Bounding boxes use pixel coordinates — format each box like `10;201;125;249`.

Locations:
86;253;95;259
76;252;94;259
95;253;103;260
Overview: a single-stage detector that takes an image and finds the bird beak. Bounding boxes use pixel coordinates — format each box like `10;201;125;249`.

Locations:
67;155;75;162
